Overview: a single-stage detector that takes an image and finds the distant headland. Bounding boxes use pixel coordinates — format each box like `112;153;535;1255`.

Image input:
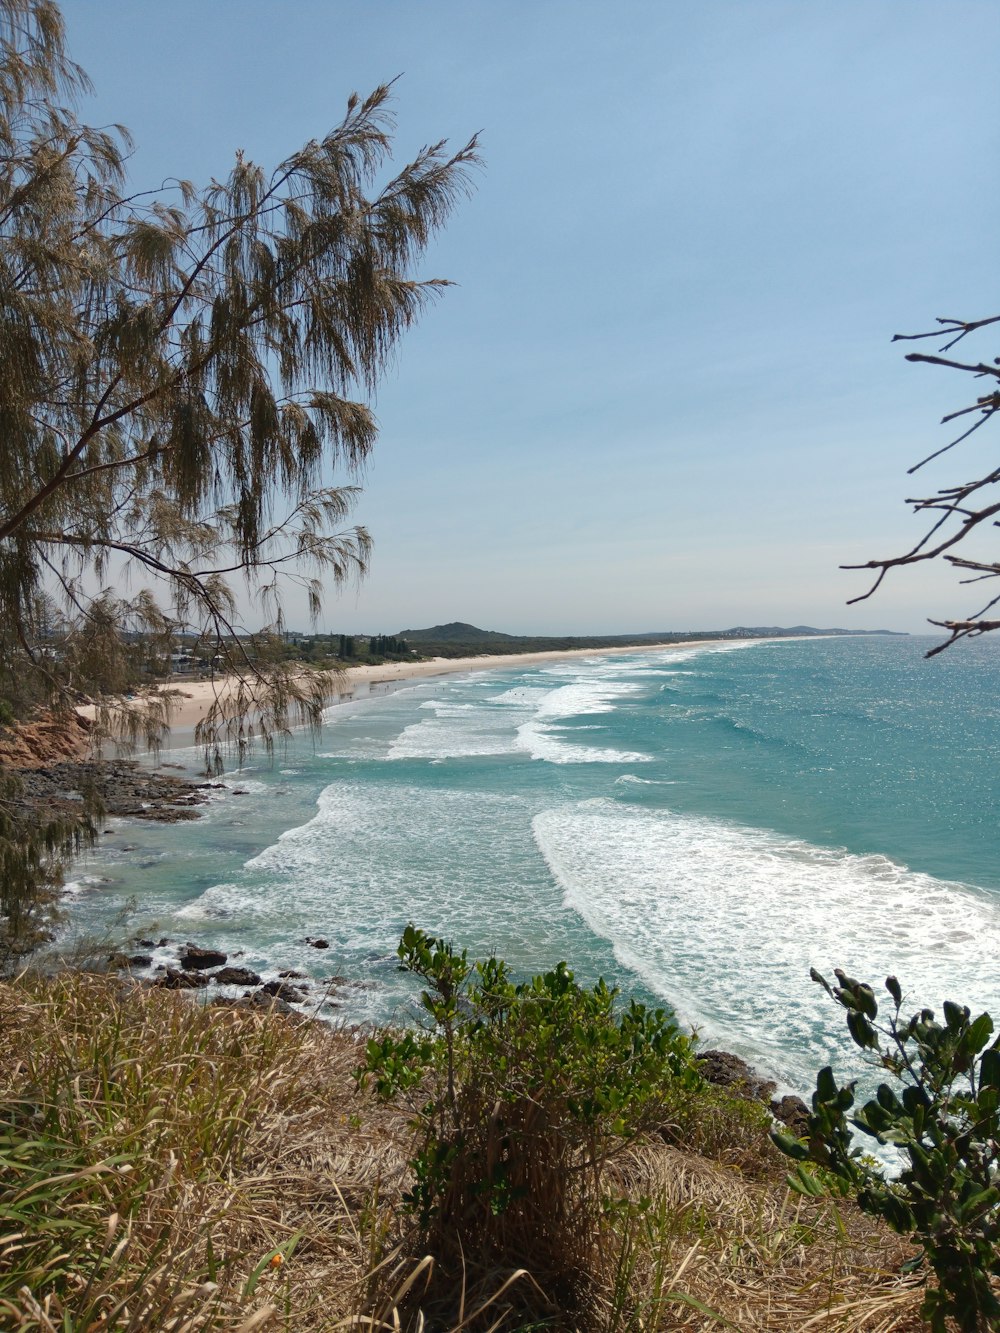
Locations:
393;621;906;659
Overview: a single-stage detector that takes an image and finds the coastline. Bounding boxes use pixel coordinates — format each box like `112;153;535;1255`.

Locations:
90;638;727;744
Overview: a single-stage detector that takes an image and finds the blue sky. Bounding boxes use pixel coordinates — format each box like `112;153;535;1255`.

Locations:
60;1;1000;635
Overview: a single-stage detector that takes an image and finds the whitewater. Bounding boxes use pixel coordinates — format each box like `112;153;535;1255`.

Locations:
62;634;1000;1098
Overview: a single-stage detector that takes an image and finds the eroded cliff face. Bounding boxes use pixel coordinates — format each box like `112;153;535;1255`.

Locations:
0;711;93;769
0;711;205;821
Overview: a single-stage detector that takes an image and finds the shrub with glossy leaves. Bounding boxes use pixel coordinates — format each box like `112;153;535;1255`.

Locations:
359;926;701;1301
773;968;1000;1332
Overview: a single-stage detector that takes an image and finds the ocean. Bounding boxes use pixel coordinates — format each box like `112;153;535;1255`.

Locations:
61;633;1000;1098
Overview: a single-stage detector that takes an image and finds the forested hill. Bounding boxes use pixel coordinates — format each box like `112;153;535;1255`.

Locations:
397;622;905;659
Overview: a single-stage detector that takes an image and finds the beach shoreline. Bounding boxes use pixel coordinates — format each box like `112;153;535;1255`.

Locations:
83;638;733;746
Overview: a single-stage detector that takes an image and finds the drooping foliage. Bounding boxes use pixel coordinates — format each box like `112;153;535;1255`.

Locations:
0;0;477;959
0;0;478;735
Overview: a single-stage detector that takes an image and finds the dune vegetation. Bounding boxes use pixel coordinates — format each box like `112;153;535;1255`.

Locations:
0;964;930;1332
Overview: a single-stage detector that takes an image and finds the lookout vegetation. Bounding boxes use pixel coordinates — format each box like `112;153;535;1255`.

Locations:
0;0;477;961
1;931;958;1332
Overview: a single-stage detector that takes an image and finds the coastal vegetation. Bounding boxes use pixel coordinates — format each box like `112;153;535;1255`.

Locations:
775;969;1000;1332
0;0;477;742
389;622;901;660
0;0;476;958
2;955;928;1331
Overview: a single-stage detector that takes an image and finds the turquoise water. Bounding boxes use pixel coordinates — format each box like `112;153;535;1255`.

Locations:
63;635;1000;1096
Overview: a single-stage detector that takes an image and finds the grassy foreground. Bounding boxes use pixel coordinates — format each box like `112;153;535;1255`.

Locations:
0;972;928;1331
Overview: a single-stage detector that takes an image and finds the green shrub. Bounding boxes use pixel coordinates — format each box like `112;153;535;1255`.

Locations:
358;926;702;1307
773;968;1000;1332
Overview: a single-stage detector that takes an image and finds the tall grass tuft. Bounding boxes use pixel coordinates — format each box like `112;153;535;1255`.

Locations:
1;967;930;1330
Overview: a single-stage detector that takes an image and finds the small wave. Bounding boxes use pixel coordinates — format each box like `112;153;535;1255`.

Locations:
517;720;650;765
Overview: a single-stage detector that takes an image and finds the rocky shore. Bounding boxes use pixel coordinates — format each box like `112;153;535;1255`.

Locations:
0;707;213;824
108;935;345;1019
11;758;214;824
4;713;810;1137
103;933;810;1133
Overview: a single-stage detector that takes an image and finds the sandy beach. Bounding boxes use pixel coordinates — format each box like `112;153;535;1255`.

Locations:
80;640;722;739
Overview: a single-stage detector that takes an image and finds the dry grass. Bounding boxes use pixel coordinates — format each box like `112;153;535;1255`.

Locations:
0;972;935;1331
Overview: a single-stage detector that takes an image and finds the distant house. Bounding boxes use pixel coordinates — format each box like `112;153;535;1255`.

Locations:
168;652;197;674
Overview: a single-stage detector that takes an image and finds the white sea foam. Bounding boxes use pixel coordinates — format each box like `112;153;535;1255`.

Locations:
176;781;555;958
385;673;656;763
533;801;1000;1092
379;643;759;765
516;679;652;764
62;874;112;897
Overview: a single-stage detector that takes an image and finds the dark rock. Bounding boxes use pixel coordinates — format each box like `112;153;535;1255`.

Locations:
179;943;228;970
246;991;297;1016
697;1049;777;1104
771;1094;811;1136
277;969;306;979
157;937;170;947
154;967;208;990
127;954;153;968
14;760;209;831
135;938;156;949
261;979;305;1004
308;937;329;949
213;966;262;987
231;788;249;796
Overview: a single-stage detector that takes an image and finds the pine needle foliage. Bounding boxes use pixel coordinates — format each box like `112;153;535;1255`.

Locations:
0;0;477;958
0;0;478;739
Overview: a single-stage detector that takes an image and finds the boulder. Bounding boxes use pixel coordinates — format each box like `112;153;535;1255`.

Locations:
278;969;306;979
696;1049;777;1104
246;990;298;1016
213;966;262;987
261;979;305;1004
154;967;208;990
308;937;329;949
179;943;227;970
771;1094;810;1136
127;953;153;968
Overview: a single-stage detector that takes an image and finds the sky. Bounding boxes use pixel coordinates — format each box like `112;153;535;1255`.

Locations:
59;1;1000;636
